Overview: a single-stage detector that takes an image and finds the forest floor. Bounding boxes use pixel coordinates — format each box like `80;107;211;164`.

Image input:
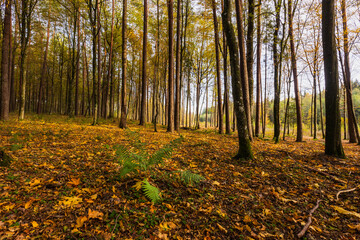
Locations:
0;115;359;240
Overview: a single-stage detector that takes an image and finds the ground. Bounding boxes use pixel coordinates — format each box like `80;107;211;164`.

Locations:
0;115;359;239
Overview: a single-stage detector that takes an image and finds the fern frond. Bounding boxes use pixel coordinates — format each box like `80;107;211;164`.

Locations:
180;170;205;186
142;180;161;203
148;136;183;166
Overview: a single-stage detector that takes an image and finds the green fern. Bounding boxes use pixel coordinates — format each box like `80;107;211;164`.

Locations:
115;130;182;178
142;179;161;203
180;170;205;186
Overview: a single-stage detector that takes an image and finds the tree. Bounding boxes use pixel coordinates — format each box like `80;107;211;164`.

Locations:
340;0;359;143
254;0;261;137
119;0;128;129
211;0;223;134
174;0;181;132
322;0;345;157
0;0;12;121
167;0;175;132
222;0;253;160
17;0;39;120
288;0;303;142
234;0;253;140
140;0;148;126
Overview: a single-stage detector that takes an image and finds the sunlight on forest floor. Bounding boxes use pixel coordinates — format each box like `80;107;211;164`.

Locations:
0;115;359;239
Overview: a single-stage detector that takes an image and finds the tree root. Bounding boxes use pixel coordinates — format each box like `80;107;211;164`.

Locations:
297;200;322;238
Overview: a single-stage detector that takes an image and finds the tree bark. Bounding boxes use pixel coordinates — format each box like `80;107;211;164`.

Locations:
340;0;359;143
119;0;128;128
222;0;253;160
255;1;261;137
174;0;182;131
167;0;175;132
273;0;281;143
288;0;303;142
1;0;12;121
212;0;224;134
322;0;345;157
234;0;253;140
140;0;148;126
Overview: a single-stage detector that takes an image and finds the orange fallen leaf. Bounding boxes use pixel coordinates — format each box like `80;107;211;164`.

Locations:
88;209;103;219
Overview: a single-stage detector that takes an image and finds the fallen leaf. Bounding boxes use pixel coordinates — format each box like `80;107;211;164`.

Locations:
332;205;360;219
59;196;83;207
32;221;39;228
76;216;88;228
88;209;104;219
213;181;220;186
29;178;41;187
217;223;227;233
68;178;81;186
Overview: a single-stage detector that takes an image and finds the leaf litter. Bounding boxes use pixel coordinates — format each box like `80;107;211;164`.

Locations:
0;116;359;239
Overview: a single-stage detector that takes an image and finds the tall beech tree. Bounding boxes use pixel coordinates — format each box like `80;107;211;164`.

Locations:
140;0;148;126
222;0;253;160
167;0;175;132
211;0;223;134
119;0;128;129
322;0;345;157
0;0;12;121
17;0;39;120
288;0;303;142
235;0;253;140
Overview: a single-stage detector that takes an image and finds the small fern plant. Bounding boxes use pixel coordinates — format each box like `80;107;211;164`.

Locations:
179;170;205;186
115;130;183;203
115;129;183;178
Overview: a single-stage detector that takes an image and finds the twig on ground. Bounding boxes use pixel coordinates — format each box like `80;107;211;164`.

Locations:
297;200;322;238
336;186;359;201
302;165;346;184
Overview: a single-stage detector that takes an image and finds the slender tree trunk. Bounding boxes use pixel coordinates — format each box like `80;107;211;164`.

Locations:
174;0;182;131
167;0;175;132
1;0;12;121
234;0;253;140
322;0;345;157
340;0;359;143
75;7;81;116
288;0;303;142
140;0;148;125
222;0;253;160
119;0;128;128
211;0;224;134
255;1;262;137
273;0;281;143
247;0;255;129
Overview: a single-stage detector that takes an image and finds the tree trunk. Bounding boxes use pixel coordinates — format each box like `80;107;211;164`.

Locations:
1;0;12;121
174;0;182;131
255;1;261;137
234;0;253;140
322;0;345;157
139;0;148;126
119;0;128;128
167;0;175;132
341;0;359;143
222;0;253;160
247;0;255;128
273;0;281;143
212;0;223;134
288;0;303;142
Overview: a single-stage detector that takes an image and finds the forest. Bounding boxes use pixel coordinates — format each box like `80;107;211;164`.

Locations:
0;0;359;239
